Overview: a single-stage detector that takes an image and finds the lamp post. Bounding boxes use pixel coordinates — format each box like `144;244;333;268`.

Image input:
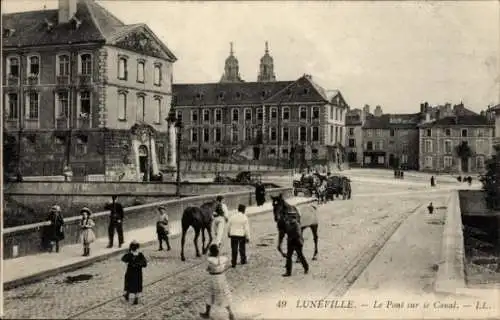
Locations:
175;118;183;197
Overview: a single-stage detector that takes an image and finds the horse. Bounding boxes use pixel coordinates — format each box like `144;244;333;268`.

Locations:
180;200;217;261
271;194;319;261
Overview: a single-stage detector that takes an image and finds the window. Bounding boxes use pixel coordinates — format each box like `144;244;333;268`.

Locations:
232;109;239;122
282;107;290;121
137;61;145;83
271;107;277;119
312;127;319;141
157;143;166;164
335;127;339;142
245;108;252;121
257;108;263;121
282;127;289;142
476;139;485;154
339;109;343;121
426;129;432;137
203;128;210;142
203;149;209;155
80;54;92;75
477;129;485;137
79;91;91;117
367;130;373;137
118;57;128;80
299;126;307;142
424;140;433;153
245;127;252;141
445;128;451;136
366;141;373;150
214;128;221;142
335;108;338;120
154;98;161;123
425;156;433;168
191;110;198;122
56;91;69;118
376;129;382;136
339;127;343;141
282;148;289;156
401;154;408;164
118;92;127;120
203;109;210;122
376;141;384;150
76;137;88;155
154;64;162;86
444;140;452;154
232;128;238;142
461;129;468;137
349;128;354;136
444;156;453;168
57;55;70;76
269;127;277;141
300;106;307;120
330;126;334;143
28;56;40;75
390;129;395;137
137;95;145;121
176;110;183;123
191;129;198;142
378;156;385;164
348;139;355;147
215;109;222;123
476;156;485;170
312;107;320;120
6;93;18;120
8;57;19;77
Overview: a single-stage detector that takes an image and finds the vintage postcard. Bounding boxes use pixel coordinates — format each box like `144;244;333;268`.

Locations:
1;0;499;319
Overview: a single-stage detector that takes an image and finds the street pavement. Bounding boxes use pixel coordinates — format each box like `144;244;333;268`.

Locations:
2;179;458;320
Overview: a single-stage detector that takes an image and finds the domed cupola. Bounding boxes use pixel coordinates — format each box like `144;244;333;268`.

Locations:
258;41;276;82
220;42;244;83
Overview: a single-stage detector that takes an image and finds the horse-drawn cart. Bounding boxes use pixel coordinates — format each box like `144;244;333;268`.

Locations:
325;175;351;200
293;175;317;197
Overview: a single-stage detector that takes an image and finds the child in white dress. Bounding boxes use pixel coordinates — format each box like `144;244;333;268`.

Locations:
79;207;96;256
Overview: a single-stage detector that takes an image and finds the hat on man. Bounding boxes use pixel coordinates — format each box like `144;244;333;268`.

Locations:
238;204;246;213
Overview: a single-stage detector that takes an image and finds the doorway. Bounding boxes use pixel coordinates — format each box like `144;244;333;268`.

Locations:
138;145;149;179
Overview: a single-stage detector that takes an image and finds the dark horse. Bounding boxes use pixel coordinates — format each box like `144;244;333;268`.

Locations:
180;200;217;261
271;194;319;261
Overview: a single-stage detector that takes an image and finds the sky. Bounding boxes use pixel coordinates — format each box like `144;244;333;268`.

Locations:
3;0;499;113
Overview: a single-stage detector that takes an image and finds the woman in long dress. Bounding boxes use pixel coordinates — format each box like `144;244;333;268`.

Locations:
200;244;235;320
122;241;147;305
79;207;96;256
45;205;65;253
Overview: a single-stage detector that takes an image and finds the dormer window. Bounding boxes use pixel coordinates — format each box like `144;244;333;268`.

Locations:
71;16;82;30
218;92;225;100
235;92;241;99
196;93;204;100
4;28;15;37
261;91;266;98
303;88;309;95
44;18;54;31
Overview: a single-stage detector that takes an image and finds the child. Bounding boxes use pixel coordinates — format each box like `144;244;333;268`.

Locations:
122;240;148;305
79;207;96;256
200;244;235;320
156;206;171;251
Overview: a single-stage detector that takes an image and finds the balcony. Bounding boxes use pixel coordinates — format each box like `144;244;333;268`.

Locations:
78;74;92;86
6;74;19;86
25;75;39;86
56;75;70;86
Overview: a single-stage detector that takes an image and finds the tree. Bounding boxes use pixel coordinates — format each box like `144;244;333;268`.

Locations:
480;144;500;210
455;141;473;171
3;130;20;180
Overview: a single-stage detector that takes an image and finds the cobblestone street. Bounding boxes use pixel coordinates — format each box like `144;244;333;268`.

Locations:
3;180;450;319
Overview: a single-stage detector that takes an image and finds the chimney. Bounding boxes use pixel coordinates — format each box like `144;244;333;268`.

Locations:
424;102;429;111
420;103;425;113
374;105;383;117
59;0;77;24
425;112;431;122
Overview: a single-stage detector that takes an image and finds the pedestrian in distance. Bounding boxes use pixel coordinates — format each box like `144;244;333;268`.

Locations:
430;176;436;187
283;217;309;277
200;244;235;320
156;206;171;251
105;195;124;248
122;240;147;305
213;196;229;248
427;202;434;214
255;181;266;206
45;205;65;253
227;204;250;268
79;207;96;256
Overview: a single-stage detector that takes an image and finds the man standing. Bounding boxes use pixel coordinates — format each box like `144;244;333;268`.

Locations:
213;196;229;248
255;182;266;206
227;204;250;268
105;195;124;248
283;217;309;277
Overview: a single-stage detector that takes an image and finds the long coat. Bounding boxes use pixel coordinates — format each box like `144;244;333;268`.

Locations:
45;212;65;242
122;252;147;293
255;184;266;206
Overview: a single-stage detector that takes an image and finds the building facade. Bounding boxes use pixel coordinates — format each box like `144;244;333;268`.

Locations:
418;104;495;173
2;0;177;181
345;105;371;166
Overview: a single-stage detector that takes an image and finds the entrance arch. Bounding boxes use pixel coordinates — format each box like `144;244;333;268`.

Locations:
138;145;149;176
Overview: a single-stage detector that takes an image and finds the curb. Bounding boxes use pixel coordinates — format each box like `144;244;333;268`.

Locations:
3;199;316;291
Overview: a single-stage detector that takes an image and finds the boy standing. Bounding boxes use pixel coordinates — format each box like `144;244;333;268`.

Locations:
227;204;250;268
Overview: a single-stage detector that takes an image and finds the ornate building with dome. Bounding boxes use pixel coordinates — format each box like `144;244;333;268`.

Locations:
257;42;276;82
219;43;244;83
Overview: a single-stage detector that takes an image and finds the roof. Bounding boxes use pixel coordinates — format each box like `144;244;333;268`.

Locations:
419;115;494;128
492;104;500;112
173;75;334;107
2;0;176;61
363;113;420;129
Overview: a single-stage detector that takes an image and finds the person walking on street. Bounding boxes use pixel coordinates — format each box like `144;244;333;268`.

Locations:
122;240;147;305
200;244;235;320
45;205;65;253
283;217;309;277
105;195;124;248
227;204;250;268
79;207;96;256
213;196;229;248
255;182;266;206
156;206;171;251
430;176;436;187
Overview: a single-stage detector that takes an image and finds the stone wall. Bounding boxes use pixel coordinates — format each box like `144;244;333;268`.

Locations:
3;187;293;259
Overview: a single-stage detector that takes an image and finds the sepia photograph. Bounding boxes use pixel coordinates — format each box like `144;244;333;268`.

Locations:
1;0;499;319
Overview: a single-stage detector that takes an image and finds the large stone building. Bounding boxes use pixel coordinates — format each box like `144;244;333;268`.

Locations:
172;43;348;167
2;0;177;181
345;105;370;166
418;103;495;173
